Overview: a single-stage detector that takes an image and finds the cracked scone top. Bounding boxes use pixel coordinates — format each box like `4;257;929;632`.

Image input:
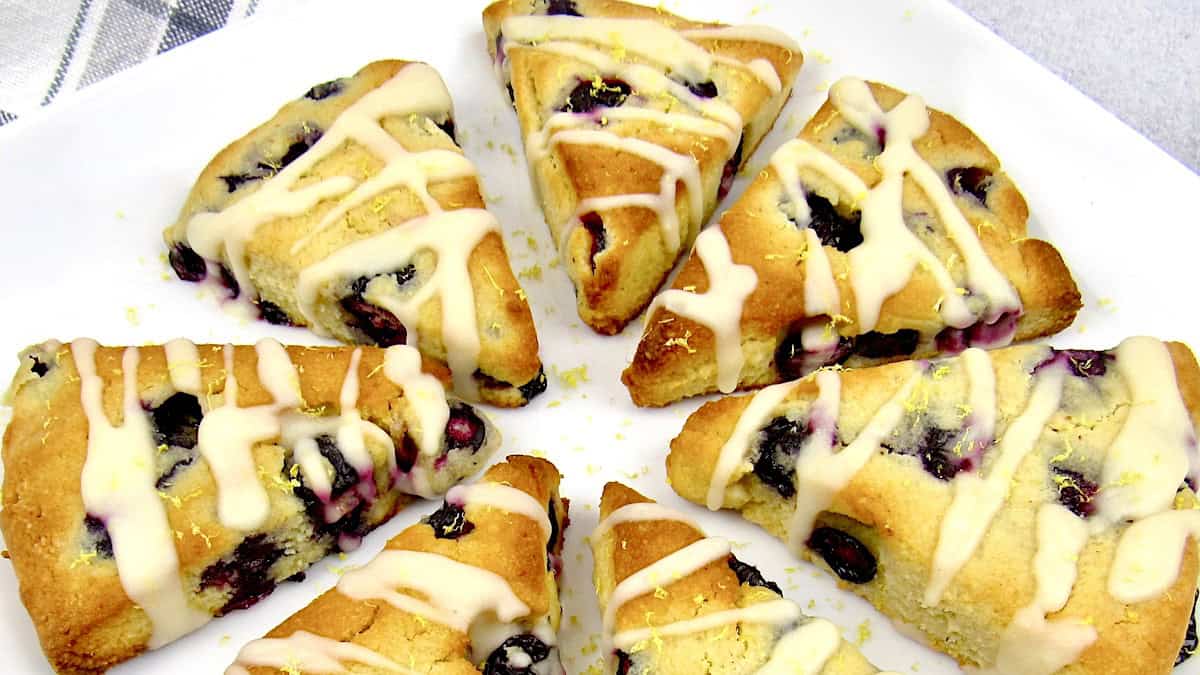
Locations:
624;77;1081;407
227;455;568;675
591;482;895;675
163;60;544;407
483;0;803;334
0;339;499;674
667;337;1200;674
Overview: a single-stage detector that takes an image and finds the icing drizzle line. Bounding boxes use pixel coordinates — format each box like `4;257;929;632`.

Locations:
595;499;844;672
226;631;414;675
73;341;211;647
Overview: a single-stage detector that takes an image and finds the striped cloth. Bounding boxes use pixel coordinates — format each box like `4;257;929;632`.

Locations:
0;0;275;126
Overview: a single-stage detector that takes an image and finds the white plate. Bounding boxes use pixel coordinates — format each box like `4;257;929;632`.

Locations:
0;0;1197;673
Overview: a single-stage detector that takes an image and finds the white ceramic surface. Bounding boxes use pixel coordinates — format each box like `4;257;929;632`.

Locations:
0;0;1196;673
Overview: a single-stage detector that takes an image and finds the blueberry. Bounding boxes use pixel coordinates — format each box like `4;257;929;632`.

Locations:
483;633;552;675
506;83;516;104
1036;349;1111;379
168;243;208;282
83;515;113;558
152;393;202;449
519;367;549;402
775;330;854;381
831;126;879;155
217;264;241;299
446;404;486;452
315;435;359;496
1178;592;1198;665
686;80;718;98
752;416;810;498
802;193;864;253
304;79;344;101
806;527;876;584
853;329;920;359
718;136;744;202
395;435;420;473
947;167;993;204
436;116;457;143
28;354;49;377
200;534;286;615
579;211;606;271
277;129;323;169
546;0;582;16
727;555;782;594
918;427;966;480
936;311;1019;354
547;499;560;557
219;169;272;193
256;299;294;326
560;78;632;113
219;128;322;193
1052;467;1098;518
425;502;475;540
615;651;635;675
341;265;415;346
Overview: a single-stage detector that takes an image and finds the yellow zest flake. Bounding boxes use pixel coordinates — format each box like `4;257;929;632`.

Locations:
366;363;385;379
955;287;969;296
856;619;872;645
547;400;562;408
693;593;706;605
615;432;626;441
516;288;528;302
932;365;951;380
664;330;697;354
157;443;170;455
681;285;697;292
519;264;543;281
70;550;98;569
657;316;675;325
548;257;561;269
1106;471;1144;489
1051;437;1076;464
956;403;973;419
370;196;391;213
653;586;669;600
190;522;212;548
499;143;518;160
586;464;600;476
282;658;302;675
556;364;590;388
125;307;140;326
482;266;505;296
810;49;833;64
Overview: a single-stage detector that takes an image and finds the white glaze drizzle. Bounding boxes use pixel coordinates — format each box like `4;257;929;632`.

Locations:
592;502;700;542
802;228;840;317
446;482;551;538
647;227;757;393
981;503;1096;675
1095;336;1195;524
72;340;210;647
338;550;529;633
790;366;924;548
924;360;1066;607
297;209;500;400
381;344;450;499
164;337;203;395
706;379;801;510
786;369;842;551
594;499;842;669
680;25;802;54
757;617;841;675
185;63;462;308
826;78;1020;330
196;341;300;531
226;630;414;675
961;347;997;448
1109;509;1200;603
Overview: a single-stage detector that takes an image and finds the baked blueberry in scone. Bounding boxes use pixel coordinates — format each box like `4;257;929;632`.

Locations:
163;60;544;407
483;0;803;334
228;455;569;675
0;338;499;674
667;338;1200;674
624;77;1082;406
591;482;883;674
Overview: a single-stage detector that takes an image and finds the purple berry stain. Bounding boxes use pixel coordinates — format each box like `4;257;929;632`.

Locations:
1051;467;1099;518
803;193;863;252
200;534;286;615
947;167;994;204
718;136;744;202
728;555;782;594
169;243;208;282
579;211;607;271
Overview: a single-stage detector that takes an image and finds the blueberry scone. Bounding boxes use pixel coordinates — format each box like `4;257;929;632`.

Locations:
228;455;568;675
483;0;803;334
591;482;887;674
667;338;1200;673
0;338;499;674
163;60;544;407
624;77;1081;406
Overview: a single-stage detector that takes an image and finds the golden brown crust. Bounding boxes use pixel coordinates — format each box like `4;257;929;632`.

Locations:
238;455;566;675
625;80;1082;407
666;340;1200;673
484;0;803;334
592;482;876;674
163;60;542;407
1;341;498;674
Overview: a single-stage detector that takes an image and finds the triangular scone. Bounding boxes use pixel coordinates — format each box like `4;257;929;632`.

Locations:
483;0;802;334
667;338;1200;674
591;482;881;674
163;60;544;407
0;339;500;673
228;455;568;674
624;77;1081;406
